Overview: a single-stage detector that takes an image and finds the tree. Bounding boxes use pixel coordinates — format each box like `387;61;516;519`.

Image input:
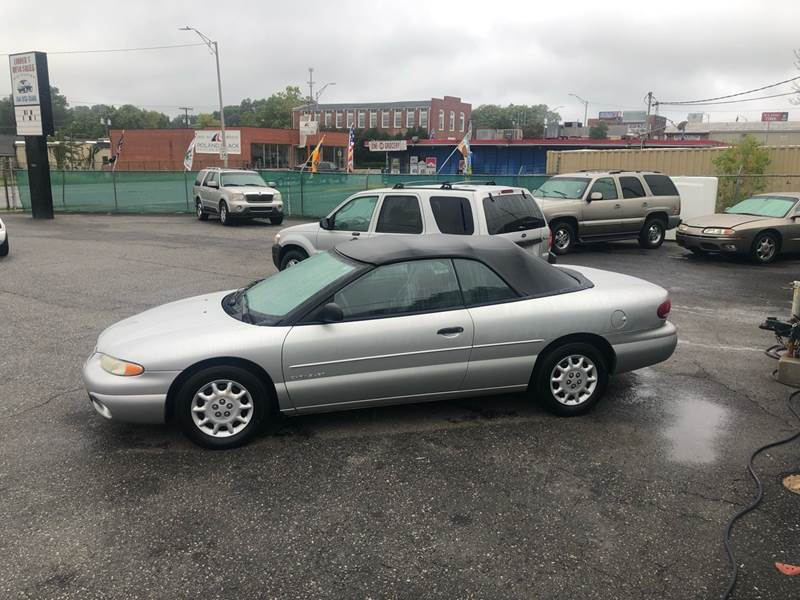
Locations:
471;103;560;138
195;113;221;128
589;121;608;139
253;86;304;128
713;134;771;210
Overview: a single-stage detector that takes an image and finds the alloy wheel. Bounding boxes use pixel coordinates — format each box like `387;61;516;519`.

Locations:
190;379;254;438
220;204;228;224
648;223;663;244
554;227;571;251
755;236;776;262
196;202;203;218
550;355;598;406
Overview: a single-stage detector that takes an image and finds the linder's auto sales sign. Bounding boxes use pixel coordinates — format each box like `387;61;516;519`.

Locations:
10;53;40;106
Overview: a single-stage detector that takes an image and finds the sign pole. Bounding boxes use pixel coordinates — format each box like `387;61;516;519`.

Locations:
112;168;118;211
183;169;190;211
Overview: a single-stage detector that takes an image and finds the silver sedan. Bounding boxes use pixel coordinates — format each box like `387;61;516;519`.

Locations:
83;236;677;449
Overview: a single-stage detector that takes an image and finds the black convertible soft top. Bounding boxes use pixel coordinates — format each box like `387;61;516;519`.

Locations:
335;235;589;298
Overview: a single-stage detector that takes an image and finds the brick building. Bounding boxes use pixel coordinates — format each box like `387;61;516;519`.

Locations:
108;127;349;171
292;96;472;139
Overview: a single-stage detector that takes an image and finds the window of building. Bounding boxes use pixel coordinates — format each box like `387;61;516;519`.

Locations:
429;196;474;235
335;112;343;128
334;259;462;320
419;109;428;129
449;110;455;131
369;110;377;128
325;111;332;127
394;110;403;129
588;177;618;200
453;259;518;307
251;143;290;169
459;112;465;132
438;109;445;130
357;110;365;128
381;110;390;129
346;111;354;128
619;176;646;198
376;195;423;234
407;109;415;128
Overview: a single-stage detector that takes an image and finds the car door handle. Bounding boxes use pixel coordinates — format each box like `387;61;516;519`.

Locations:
614;203;621;209
642;201;648;207
437;327;464;336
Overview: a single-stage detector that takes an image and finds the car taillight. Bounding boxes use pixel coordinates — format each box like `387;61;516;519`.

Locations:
657;299;671;319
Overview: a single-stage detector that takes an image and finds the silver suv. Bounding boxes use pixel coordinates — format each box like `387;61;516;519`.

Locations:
193;168;284;226
533;171;681;254
272;182;553;270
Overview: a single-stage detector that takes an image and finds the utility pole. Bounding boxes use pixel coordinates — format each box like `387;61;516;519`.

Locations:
645;91;654;140
307;67;315;111
179;106;193;127
568;93;589;131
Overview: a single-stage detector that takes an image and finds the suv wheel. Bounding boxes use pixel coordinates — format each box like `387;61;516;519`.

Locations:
639;218;665;249
551;222;575;255
196;199;208;221
279;248;308;270
270;215;284;225
532;342;608;416
219;201;233;226
751;231;778;264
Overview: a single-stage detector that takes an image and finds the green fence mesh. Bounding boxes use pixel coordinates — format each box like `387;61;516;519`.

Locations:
14;170;549;218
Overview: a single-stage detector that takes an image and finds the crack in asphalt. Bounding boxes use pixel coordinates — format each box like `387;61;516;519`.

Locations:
7;387;83;419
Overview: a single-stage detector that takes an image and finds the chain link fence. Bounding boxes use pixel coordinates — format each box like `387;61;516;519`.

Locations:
13;170;549;218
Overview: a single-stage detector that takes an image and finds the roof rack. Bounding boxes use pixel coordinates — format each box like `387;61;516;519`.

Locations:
392;181;455;190
449;180;497;186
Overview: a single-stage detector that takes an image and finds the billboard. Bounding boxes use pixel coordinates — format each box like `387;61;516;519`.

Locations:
687;112;705;123
598;111;622;120
762;112;789;122
622;111;647;123
194;130;241;154
9;52;54;136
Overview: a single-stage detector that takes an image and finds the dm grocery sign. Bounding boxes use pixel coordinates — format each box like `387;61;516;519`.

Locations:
194;130;242;154
368;140;408;152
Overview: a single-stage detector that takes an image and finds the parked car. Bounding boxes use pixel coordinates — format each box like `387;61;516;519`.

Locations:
193;168;284;226
0;217;8;257
82;235;677;449
533;171;682;254
676;193;800;264
272;182;554;270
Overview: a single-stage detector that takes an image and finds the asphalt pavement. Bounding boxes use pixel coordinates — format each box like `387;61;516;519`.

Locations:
1;212;799;599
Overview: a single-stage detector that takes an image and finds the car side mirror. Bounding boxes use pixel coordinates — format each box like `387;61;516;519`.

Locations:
208;181;219;189
268;181;277;187
589;191;603;202
320;302;343;323
319;216;332;230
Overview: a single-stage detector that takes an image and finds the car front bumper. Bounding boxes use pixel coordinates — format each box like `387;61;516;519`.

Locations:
676;231;747;254
229;201;284;218
82;353;178;424
611;321;677;374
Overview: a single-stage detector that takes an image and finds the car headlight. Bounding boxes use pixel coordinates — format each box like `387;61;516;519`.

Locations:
99;353;144;376
230;193;244;201
273;233;281;244
702;227;736;236
274;192;282;204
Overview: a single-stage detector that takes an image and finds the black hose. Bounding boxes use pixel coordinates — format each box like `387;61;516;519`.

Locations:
720;389;800;599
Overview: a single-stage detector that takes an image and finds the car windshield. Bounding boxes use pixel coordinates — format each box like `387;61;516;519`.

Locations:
726;196;797;218
482;193;546;234
243;252;356;321
221;172;268;187
534;177;591;199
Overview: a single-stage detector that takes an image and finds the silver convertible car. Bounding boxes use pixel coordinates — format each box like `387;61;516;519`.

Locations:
83;236;677;449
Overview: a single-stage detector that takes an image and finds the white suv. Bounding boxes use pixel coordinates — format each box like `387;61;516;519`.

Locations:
272;182;553;270
193;168;284;226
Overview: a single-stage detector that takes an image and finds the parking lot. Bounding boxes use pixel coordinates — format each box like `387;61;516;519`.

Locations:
1;212;799;599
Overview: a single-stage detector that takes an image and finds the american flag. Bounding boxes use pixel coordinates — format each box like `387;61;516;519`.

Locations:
112;130;125;171
346;125;355;173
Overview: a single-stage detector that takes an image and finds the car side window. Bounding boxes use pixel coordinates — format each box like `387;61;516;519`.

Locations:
194;172;205;186
376;196;423;234
453;259;518;306
643;174;679;196
205;171;217;186
331;196;378;232
619;176;646;199
429;196;474;235
588;177;617;200
334;259;462;320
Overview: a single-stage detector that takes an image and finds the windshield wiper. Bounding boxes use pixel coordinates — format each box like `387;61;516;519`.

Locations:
548;189;567;198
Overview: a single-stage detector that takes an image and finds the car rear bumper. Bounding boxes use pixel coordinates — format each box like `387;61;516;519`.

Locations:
676;232;747;254
82;353;176;424
611;321;677;374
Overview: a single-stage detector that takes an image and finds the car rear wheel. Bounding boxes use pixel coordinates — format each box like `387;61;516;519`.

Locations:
532;342;608;416
196;200;208;221
219;201;233;226
279;248;308;270
551;221;575;255
270;215;284;225
751;232;778;264
176;365;270;449
639;218;665;249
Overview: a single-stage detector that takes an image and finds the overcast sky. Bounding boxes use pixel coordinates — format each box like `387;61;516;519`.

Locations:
2;0;800;124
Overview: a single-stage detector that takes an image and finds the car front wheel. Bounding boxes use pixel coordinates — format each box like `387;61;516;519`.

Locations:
270;215;284;225
532;342;608;416
751;232;778;264
279;248;308;270
219;202;233;226
176;365;270;449
196;200;208;221
639;218;665;249
551;222;575;255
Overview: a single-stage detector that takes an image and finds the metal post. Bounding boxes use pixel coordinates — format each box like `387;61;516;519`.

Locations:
61;170;66;208
112;168;119;211
3;158;9;209
183;169;190;211
213;41;227;168
299;169;304;216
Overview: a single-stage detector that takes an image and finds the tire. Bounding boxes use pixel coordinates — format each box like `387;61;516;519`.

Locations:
0;237;8;257
176;365;270;449
279;248;308;270
689;248;706;256
270;215;284;225
532;342;609;416
196;200;208;221
551;221;576;255
219;201;233;226
751;231;779;264
639;217;665;249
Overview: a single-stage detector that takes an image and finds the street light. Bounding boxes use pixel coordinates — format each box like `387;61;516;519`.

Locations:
180;26;227;167
544;105;564;138
568;93;589;128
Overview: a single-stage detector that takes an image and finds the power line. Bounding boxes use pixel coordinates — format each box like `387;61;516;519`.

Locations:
658;90;797;107
657;75;800;105
0;42;205;57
